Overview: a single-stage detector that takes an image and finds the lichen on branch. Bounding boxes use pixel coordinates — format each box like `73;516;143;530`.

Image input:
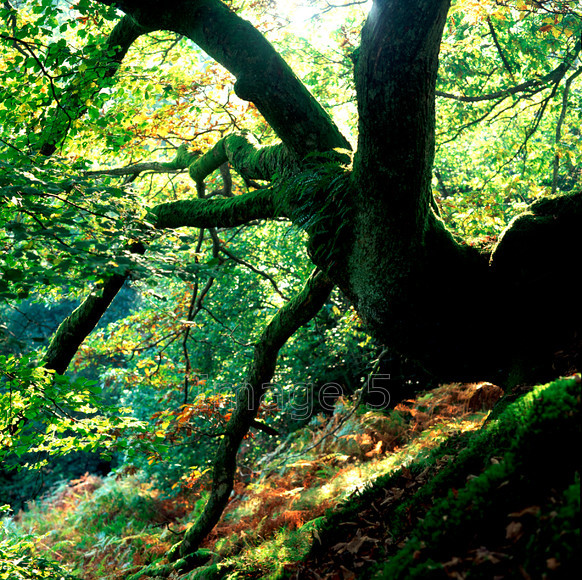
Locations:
43;243;146;374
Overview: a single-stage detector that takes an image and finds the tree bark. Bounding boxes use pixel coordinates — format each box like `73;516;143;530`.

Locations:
326;0;497;378
188;133;294;184
315;0;581;382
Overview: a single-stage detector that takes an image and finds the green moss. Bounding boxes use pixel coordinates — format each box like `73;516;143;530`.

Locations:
225;134;294;182
152;189;277;230
294;378;579;579
373;377;580;578
277;158;354;271
522;476;581;573
185;563;232;579
166;143;199;170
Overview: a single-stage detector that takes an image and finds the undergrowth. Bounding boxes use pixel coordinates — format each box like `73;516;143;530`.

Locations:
375;376;581;579
283;376;580;579
4;378;579;579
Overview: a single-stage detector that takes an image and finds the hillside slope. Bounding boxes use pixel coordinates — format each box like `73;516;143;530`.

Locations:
2;377;579;579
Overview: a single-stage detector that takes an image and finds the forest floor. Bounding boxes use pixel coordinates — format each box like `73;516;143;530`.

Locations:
1;375;580;579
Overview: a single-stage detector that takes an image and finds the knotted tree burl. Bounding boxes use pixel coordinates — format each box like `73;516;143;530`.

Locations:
42;0;581;570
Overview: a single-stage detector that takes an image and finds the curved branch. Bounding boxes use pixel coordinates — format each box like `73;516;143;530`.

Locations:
436;38;581;103
486;16;514;80
40;14;149;155
169;268;334;564
90;132;294;196
188;133;294;184
94;0;350;156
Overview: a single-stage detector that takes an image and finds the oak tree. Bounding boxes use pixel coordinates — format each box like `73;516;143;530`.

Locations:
1;0;581;570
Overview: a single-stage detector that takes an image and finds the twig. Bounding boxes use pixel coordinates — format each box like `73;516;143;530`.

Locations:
486;16;515;81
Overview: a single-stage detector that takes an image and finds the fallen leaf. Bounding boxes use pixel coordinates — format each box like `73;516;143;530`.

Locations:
506;521;523;541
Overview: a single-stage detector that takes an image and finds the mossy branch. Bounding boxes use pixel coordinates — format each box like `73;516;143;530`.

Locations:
189;133;294;185
43;243;145;374
168;269;334;563
85;144;200;179
94;0;350;156
151;188;280;229
40;14;149;156
88;133;292;193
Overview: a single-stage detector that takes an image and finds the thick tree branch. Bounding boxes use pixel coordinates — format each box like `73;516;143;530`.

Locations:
151;188;280;229
188;133;294;184
88;132;292;194
352;0;450;222
94;0;350;156
43;243;146;374
40;14;149;155
168;268;334;564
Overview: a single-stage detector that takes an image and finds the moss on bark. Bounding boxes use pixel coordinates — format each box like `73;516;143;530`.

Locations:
188;133;294;184
43;244;145;374
151;188;279;229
